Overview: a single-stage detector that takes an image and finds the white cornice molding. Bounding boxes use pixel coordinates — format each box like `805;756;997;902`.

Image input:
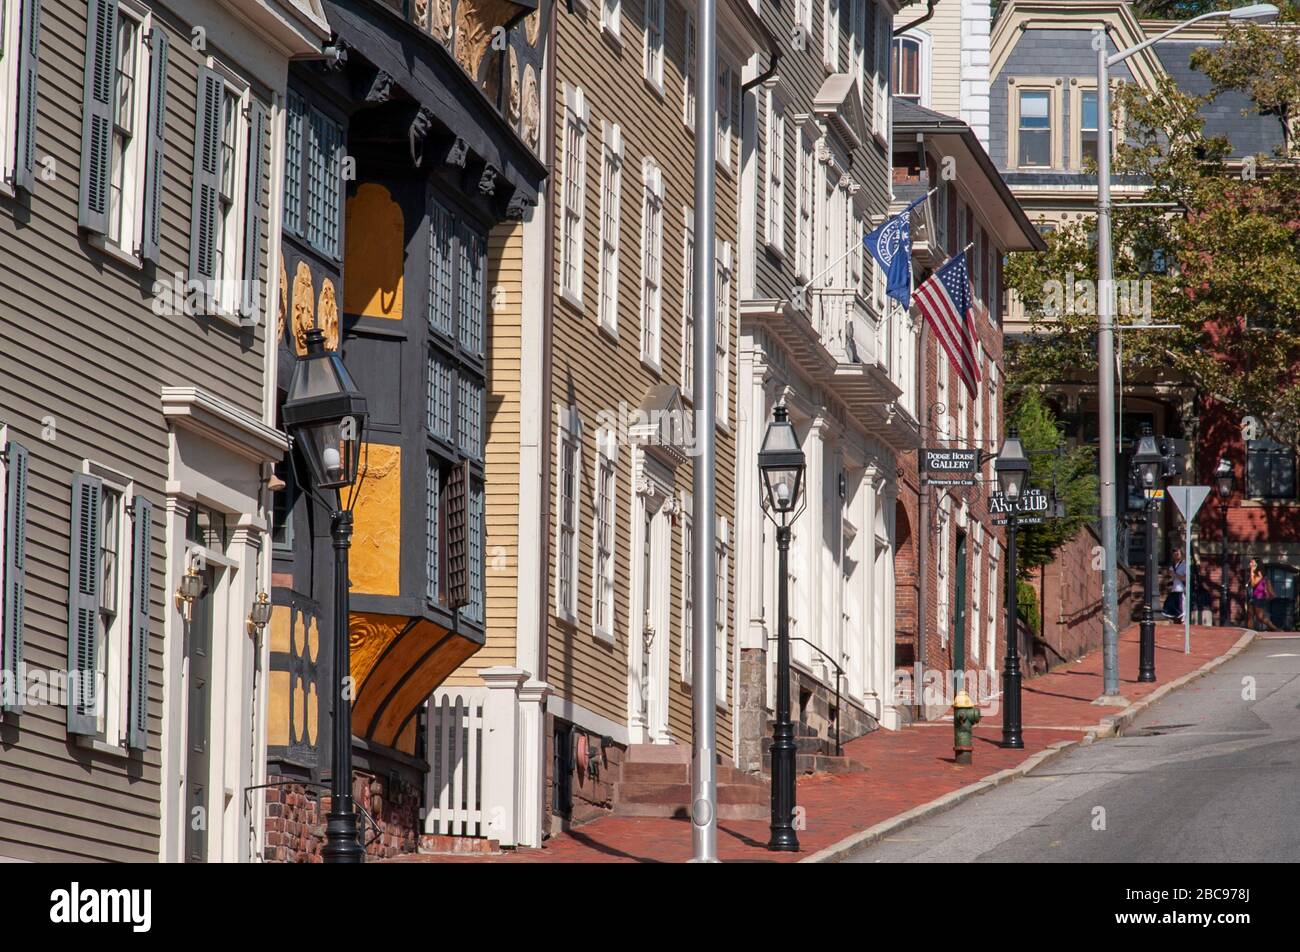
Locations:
161;386;289;465
219;0;330;57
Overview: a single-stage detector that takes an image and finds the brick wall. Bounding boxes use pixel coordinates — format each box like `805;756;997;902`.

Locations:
262;768;421;862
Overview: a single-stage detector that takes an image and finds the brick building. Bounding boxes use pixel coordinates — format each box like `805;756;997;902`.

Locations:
889;100;1045;719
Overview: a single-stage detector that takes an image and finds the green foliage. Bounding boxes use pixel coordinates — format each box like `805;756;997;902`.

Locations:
1007;389;1099;576
1016;579;1040;635
1005;22;1300;445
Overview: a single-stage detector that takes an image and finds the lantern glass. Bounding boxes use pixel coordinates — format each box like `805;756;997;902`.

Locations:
995;429;1030;501
298;419;361;490
1132;427;1163;493
1214;460;1235;499
283;329;368;491
758;406;806;514
250;592;273;628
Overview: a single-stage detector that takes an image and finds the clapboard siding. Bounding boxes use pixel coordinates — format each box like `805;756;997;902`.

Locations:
0;0;271;862
444;221;525;684
546;0;740;754
752;0;893;304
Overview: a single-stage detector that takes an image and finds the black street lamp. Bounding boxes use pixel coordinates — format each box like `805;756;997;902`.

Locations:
758;404;806;852
1132;425;1163;683
995;427;1029;750
1214;457;1235;627
282;328;368;864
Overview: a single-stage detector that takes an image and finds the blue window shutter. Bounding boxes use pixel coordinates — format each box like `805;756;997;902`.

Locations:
67;473;102;736
77;0;118;234
140;27;169;264
2;442;30;715
189;67;224;296
14;0;42;193
241;101;269;323
126;496;152;750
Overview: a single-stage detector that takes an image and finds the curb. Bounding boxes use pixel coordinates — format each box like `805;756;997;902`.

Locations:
802;629;1258;864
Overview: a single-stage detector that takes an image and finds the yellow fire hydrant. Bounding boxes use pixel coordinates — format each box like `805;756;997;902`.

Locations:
952;691;981;765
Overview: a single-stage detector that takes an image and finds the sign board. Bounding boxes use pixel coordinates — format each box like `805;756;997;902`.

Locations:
988;488;1052;526
1168;485;1210;523
1144;488;1165;500
1167;486;1210;656
922;448;979;485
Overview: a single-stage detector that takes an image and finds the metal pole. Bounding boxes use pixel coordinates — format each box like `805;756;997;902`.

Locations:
769;524;799;850
1220;503;1230;626
1002;512;1023;748
1184;529;1192;653
689;0;719;864
1139;497;1157;682
1096;39;1121;698
322;506;363;863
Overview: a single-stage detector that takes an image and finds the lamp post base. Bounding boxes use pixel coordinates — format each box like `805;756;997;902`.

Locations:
1002;657;1023;750
321;800;364;864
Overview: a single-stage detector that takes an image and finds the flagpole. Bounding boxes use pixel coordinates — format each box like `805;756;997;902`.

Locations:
796;188;937;296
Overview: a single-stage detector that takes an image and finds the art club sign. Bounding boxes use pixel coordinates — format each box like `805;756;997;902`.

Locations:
921;448;979;486
988;488;1052;525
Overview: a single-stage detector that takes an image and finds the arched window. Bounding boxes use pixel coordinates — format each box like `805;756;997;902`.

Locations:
891;36;922;104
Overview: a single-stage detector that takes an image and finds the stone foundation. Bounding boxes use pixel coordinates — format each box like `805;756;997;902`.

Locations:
262;767;422;862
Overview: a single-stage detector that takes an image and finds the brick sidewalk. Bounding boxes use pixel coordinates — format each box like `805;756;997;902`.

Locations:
381;624;1248;864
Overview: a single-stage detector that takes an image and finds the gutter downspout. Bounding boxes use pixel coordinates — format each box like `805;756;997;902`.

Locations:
895;0;938;36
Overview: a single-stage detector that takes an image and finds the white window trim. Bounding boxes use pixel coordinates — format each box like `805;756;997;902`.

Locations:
714;515;729;707
0;0;23;192
206;57;252;320
597;120;624;338
600;0;622;47
970;523;983;664
795;124;816;284
560;83;590;310
891;31;932;107
680;493;693;684
986;541;1000;675
643;0;665;95
591;429;618;643
1008;78;1063;171
82;460;135;750
715;239;733;426
716;62;733;172
796;0;813;36
639;157;665;370
872;6;890;141
764;89;787;258
90;1;151;265
555;405;582;625
682;10;696;131
680;205;695;400
823;0;840;73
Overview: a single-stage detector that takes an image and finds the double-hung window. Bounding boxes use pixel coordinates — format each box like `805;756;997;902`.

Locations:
597;122;623;335
1078;88;1099;168
555;406;582;623
601;0;621;42
1017;89;1052;168
765;91;786;255
640;158;665;367
681;207;695;395
644;0;664;92
592;431;617;641
682;11;696;129
823;0;840;72
795;131;814;283
715;517;728;703
560;83;589;308
1247;439;1296;501
892;36;922;104
715;241;732;423
681;497;693;681
716;63;733;170
78;0;168;263
283;92;343;260
873;5;890;138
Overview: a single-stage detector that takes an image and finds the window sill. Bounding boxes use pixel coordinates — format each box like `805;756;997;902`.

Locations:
640;355;663;378
0;178;15;201
560;287;584;314
645;75;666;101
90;234;143;271
74;735;136;759
598;320;619;345
592;624;615;646
555;608;579;630
600;23;623;52
764;239;785;261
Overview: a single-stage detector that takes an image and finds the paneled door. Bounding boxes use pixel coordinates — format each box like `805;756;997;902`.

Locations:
185;569;214;863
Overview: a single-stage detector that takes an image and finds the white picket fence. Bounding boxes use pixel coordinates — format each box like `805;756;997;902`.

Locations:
424;689;486;837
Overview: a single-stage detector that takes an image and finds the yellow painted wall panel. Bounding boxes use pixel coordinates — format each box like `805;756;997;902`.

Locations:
350;442;402;596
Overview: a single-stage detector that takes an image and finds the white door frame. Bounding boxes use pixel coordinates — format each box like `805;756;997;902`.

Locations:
627;448;675;744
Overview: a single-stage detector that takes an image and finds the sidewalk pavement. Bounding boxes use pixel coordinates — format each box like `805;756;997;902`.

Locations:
382;624;1253;864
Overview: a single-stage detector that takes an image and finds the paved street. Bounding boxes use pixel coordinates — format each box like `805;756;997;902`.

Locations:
845;636;1300;863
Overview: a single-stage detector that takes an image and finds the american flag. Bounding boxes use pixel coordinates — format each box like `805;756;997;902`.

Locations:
914;251;981;398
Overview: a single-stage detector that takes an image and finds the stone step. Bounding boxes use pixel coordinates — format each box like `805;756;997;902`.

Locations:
417;833;500;855
624;743;691;764
621;761;689;784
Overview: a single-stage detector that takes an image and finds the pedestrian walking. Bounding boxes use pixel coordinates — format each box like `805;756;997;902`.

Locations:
1162;553;1186;622
1248;558;1280;632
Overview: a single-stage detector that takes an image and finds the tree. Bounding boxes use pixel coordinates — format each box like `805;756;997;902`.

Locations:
1007;389;1098;577
1006;22;1300;446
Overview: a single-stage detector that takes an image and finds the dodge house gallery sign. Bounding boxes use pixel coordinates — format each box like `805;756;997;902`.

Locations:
921;448;979;485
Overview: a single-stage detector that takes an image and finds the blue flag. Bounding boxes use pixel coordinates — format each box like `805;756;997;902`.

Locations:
863;195;927;310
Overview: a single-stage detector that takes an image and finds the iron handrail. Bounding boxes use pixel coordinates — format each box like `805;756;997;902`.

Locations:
767;635;844;756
